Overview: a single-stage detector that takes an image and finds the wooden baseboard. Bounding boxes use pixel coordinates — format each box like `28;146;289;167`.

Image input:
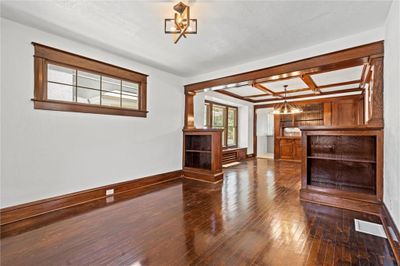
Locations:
381;203;400;264
183;168;223;183
0;170;183;225
300;189;381;215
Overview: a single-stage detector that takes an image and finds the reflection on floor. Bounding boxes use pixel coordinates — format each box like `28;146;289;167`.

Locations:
0;159;397;265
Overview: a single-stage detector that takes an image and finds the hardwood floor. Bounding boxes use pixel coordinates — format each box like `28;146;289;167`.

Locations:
0;159;396;265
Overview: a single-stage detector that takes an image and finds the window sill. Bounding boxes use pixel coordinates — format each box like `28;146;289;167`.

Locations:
32;99;148;118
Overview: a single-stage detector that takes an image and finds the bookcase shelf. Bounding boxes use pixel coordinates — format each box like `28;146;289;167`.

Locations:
183;129;223;183
300;127;383;214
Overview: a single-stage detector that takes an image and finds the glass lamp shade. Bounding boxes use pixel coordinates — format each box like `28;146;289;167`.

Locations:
273;101;303;115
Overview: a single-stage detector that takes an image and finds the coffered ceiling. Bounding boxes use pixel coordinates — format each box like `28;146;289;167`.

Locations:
0;0;392;77
211;63;367;104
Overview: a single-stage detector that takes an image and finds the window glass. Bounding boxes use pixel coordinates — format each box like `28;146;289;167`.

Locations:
47;82;74;101
77;88;100;105
101;91;121;108
77;71;100;90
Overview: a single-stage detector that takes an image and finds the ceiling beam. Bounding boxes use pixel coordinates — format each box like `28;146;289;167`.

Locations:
252;83;284;98
215;89;256;103
301;74;320;94
318;79;361;89
254;94;364;109
252;87;363;103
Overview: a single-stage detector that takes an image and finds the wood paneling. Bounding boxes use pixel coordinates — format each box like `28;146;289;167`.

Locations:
0;170;183;225
331;98;357;126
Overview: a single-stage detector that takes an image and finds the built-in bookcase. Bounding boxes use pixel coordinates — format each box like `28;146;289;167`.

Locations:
185;135;212;170
307;135;376;194
300;127;383;214
183;129;223;183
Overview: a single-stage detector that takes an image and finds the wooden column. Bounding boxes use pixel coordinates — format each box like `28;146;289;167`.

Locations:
184;90;196;129
367;57;384;127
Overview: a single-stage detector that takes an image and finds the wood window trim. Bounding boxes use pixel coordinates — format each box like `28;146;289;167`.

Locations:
32;42;148;117
205;100;238;148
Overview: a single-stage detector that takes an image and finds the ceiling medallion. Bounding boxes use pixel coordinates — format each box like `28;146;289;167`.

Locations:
164;1;197;44
273;85;303;115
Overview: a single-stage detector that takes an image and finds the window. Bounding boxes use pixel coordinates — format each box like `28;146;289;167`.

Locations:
32;43;148;117
204;101;238;148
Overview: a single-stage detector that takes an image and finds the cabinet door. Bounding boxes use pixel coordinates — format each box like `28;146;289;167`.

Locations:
293;139;302;161
280;140;293;159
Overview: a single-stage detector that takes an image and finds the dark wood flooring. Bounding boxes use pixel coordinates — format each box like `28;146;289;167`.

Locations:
0;159;397;265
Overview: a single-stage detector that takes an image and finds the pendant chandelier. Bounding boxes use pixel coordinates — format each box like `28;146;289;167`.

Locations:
273;85;303;115
164;1;197;44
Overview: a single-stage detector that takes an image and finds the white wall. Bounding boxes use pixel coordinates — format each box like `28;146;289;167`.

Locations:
193;91;254;154
383;0;400;228
0;19;184;208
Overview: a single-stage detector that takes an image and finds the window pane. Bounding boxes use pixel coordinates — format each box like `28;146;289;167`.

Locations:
48;64;76;85
102;76;121;93
47;82;74;101
101;91;121;108
122;80;139;94
227;126;236;146
204;104;209;127
228;108;236;126
77;71;100;90
121;92;138;109
77;88;100;105
212;105;225;127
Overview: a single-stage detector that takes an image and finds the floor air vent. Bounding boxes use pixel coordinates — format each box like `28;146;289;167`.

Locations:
354;219;387;239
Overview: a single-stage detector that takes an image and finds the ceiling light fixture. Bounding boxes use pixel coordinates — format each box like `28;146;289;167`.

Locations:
273;85;303;115
164;1;197;44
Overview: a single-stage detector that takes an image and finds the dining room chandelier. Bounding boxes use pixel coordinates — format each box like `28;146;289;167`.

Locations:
164;1;197;44
273;85;303;114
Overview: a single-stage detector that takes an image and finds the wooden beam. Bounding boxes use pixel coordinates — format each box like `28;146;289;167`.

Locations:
215;90;255;102
252;87;363;103
318;79;361;89
185;41;383;92
252;83;283;98
301;75;320;94
254;94;364;109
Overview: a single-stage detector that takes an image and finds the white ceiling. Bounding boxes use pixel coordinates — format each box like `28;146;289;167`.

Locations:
311;65;364;85
261;77;308;92
0;1;391;77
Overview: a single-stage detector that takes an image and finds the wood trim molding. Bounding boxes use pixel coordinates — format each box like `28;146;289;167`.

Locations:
254;94;364;109
32;43;148;117
0;170;183;225
381;203;400;264
33;99;148;117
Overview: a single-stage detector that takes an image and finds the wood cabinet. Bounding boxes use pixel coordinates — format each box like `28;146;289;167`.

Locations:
276;138;302;161
274;96;364;161
300;126;383;215
183;129;223;183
